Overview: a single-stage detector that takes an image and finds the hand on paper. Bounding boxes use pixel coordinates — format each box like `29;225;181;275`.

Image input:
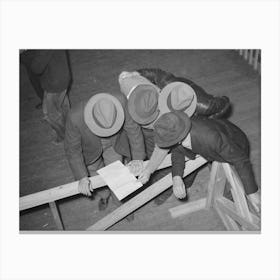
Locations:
126;160;144;176
78;177;93;196
172;176;186;199
137;168;151;184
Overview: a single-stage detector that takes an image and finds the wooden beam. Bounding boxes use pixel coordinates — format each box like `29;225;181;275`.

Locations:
169;198;206;218
248;50;254;65
20;154;179;211
87;156;207;231
254;50;260;70
222;164;253;222
49;201;64;230
214;200;240;231
205;162;226;209
215;198;260;231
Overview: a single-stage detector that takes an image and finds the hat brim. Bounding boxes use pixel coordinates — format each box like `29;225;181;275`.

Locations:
158;82;197;117
155;111;192;148
128;84;160;125
84;93;125;137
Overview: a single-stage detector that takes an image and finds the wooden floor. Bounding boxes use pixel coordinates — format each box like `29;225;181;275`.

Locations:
20;50;260;231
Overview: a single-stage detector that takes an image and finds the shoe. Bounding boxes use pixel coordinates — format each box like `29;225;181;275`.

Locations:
98;197;110;211
154;188;173;206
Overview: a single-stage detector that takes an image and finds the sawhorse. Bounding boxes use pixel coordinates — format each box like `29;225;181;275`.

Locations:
169;162;260;231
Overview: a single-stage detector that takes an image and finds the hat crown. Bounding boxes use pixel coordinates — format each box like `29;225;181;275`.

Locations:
170;84;194;110
141;91;158;113
93;98;117;128
155;113;181;138
154;111;191;148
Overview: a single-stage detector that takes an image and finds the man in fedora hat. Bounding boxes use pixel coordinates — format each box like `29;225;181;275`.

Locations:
119;71;203;204
64;92;146;211
152;111;261;213
136;68;230;119
21;50;72;143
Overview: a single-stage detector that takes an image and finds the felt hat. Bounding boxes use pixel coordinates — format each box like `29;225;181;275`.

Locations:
158;82;197;117
154;111;191;148
84;93;125;137
119;72;160;125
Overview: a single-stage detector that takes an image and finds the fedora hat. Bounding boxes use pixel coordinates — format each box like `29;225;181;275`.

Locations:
84;93;125;137
154;111;191;148
128;85;160;125
158;82;197;117
119;74;160;125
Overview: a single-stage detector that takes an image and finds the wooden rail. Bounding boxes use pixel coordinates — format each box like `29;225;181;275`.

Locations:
20;155;175;212
238;49;261;73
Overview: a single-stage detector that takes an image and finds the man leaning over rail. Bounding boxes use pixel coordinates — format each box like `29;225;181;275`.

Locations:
151;111;261;214
119;69;231;205
64;92;145;211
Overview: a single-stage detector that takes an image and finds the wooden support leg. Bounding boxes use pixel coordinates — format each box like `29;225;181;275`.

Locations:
222;164;253;223
49;201;64;230
248;50;254;64
214;200;240;231
254;50;260;70
206;162;226;209
243;49;248;60
216;198;260;231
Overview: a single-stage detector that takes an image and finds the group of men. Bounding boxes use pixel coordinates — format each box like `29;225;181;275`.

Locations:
21;50;261;217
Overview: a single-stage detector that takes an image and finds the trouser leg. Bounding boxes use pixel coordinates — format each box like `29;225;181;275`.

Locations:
42;90;68;141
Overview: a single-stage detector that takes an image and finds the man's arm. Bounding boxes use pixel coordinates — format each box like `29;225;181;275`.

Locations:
138;145;169;184
136;68;176;89
171;145;186;178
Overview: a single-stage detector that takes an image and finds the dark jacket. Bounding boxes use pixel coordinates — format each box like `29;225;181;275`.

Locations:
171;116;258;195
23;50;71;93
137;68;230;118
64;92;146;180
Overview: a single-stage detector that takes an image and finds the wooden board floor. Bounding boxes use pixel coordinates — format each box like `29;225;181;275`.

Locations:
20;50;260;231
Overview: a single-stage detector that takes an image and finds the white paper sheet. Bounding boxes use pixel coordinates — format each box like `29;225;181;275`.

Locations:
97;160;143;200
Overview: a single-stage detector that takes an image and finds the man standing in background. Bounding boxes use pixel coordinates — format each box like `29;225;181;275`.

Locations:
20;50;72;143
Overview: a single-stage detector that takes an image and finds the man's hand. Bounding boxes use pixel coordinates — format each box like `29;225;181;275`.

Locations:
247;190;261;214
78;177;93;196
127;160;144;176
137;168;152;184
172;176;187;199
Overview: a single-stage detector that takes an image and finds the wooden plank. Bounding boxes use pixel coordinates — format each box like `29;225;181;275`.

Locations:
214;201;240;231
222;163;253;222
87;156;207;231
243;50;248;60
248;50;254;65
254;50;260;70
216;198;260;231
169;198;206;218
206;162;226;209
19;154;179;211
49;201;64;230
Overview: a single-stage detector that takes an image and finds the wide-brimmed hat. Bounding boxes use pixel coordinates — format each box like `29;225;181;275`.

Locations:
128;85;160;125
119;73;160;125
158;82;197;117
154;111;191;148
84;93;125;137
